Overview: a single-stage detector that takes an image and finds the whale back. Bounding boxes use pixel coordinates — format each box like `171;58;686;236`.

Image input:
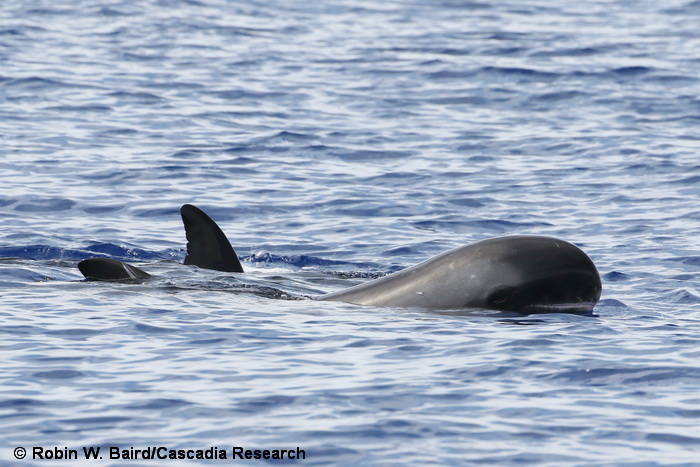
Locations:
319;236;601;313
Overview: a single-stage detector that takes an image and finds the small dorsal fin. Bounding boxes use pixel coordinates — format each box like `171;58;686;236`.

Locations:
78;258;152;282
180;204;244;273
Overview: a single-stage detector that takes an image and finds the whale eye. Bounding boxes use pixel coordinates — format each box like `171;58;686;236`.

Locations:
486;286;517;308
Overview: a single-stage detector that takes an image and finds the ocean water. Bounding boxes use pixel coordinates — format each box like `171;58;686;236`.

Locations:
2;0;700;465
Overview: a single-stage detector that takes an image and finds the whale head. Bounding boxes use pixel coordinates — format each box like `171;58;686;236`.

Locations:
481;240;600;313
464;236;601;313
320;235;601;313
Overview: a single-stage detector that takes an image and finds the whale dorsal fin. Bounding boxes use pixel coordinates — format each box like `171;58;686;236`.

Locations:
78;258;152;282
180;204;244;273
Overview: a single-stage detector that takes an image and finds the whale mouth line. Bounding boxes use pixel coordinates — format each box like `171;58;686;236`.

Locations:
524;302;597;313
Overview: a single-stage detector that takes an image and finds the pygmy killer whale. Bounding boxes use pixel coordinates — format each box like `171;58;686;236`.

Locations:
78;204;602;313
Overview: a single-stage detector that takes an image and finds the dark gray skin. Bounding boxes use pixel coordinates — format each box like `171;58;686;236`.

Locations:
78;205;602;313
78;257;151;282
318;236;601;312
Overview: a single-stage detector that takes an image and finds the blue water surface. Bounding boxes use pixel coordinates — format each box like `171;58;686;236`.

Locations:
2;0;700;465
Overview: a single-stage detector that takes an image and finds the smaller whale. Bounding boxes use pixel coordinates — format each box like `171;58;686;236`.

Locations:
79;257;151;282
78;204;602;313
